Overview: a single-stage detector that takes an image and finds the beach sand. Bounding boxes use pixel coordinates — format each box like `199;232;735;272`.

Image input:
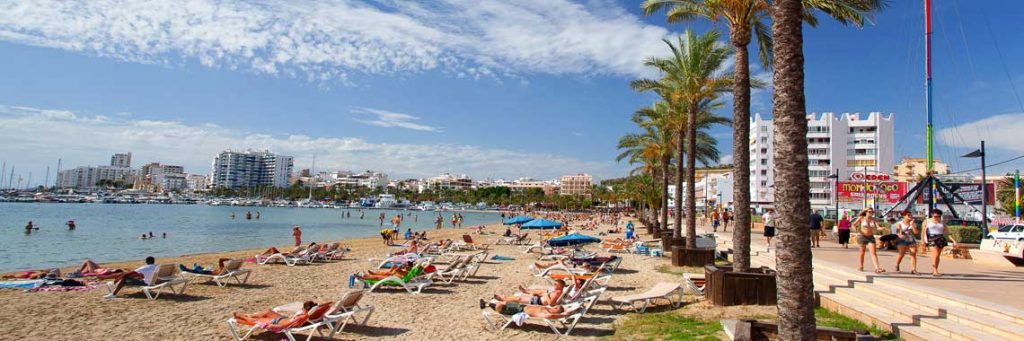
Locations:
0;222;702;340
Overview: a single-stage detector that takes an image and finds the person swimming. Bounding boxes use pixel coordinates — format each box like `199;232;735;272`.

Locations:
66;220;76;230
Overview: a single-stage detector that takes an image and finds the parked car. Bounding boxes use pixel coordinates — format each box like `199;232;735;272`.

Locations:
988;224;1024;241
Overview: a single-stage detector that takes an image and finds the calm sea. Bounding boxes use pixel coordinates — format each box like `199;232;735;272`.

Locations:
0;203;502;272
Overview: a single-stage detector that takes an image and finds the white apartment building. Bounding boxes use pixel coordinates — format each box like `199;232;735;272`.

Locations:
422;173;473;192
187;174;209;191
559;173;593;196
333;170;388;189
57;165;137;189
749;112;894;210
110;153;132;168
210;150;294;189
489;178;560;195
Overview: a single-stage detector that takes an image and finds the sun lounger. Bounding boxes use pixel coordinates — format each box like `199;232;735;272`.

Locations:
272;290;375;338
481;296;596;336
227;302;333;341
357;265;435;294
684;273;705;296
257;246;314;266
104;264;190;300
184;259;252;287
610;282;683;313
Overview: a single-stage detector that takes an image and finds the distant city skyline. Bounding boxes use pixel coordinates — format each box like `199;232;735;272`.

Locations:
1;1;1023;187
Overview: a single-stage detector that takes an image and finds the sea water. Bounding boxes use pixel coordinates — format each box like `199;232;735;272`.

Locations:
0;203;502;272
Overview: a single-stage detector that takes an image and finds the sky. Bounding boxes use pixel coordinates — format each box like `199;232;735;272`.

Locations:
0;0;1022;188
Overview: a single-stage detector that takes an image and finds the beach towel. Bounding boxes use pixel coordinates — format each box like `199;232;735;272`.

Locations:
491;255;515;261
0;280;44;290
29;282;99;293
511;312;529;326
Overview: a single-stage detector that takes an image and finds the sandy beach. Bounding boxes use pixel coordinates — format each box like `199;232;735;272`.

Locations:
0;221;719;340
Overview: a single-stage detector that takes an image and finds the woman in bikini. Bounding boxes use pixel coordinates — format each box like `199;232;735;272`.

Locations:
853;209;885;273
893;210;919;274
922;209;954;277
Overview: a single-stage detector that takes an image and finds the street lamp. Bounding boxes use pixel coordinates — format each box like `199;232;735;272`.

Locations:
962;140;987;239
827;170;840;219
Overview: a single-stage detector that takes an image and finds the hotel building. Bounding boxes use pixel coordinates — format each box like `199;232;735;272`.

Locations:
559;173;593;196
749;112;894;210
210;150;294;189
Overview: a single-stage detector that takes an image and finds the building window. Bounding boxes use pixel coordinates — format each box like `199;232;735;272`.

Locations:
847;160;877;167
760;159;767;165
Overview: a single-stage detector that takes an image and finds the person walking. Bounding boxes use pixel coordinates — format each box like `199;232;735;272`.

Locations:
893;210;919;274
292;225;302;247
836;212;852;249
722;210;731;232
762;209;776;251
853;209;884;273
809;210;824;247
922;209;953;277
711;209;721;232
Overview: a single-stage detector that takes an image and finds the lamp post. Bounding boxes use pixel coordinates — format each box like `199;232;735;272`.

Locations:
827;170;840;219
962;141;987;239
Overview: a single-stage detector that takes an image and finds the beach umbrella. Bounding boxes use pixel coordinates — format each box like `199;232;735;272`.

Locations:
503;215;534;225
547;233;601;247
520;218;563;229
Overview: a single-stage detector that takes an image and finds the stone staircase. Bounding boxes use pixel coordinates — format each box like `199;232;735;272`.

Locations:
719;239;1024;340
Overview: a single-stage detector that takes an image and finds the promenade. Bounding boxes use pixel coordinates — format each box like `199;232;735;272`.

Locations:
704;224;1024;340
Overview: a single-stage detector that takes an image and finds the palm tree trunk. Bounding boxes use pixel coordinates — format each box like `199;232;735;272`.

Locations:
661;154;670;231
674;128;684;239
732;39;753;272
685;103;698;248
771;0;816;339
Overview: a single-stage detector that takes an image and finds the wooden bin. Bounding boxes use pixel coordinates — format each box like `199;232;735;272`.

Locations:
672;246;715;267
704;265;777;306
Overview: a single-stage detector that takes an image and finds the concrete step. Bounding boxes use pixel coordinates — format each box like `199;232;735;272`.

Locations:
812;260;1024;329
811;263;1024;339
826;281;1010;340
818;292;949;341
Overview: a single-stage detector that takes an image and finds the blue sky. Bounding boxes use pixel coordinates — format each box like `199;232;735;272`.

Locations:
0;0;1022;187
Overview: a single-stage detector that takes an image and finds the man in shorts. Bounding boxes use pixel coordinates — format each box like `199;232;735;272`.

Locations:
101;256;158;298
809;210;824;247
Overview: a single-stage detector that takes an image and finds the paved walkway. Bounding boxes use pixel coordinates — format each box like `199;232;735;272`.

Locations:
704;226;1024;310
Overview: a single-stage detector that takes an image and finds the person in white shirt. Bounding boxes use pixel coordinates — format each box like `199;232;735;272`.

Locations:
100;256;157;298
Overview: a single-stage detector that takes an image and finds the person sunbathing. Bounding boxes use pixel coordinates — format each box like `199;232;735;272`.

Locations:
1;268;59;279
355;263;411;281
233;301;315;330
493;279;566;306
532;259;573;270
260;246;304;256
391;241;419;256
179;258;233;275
100;256;158;298
481;299;568;317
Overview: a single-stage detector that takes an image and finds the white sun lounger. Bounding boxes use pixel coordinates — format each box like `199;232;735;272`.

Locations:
184;259;252;287
105;264;190;300
481;296;596;336
610;282;683;313
684;273;706;296
227;302;334;341
272;290;376;339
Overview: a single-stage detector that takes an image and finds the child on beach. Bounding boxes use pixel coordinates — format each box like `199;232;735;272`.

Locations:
292;225;302;246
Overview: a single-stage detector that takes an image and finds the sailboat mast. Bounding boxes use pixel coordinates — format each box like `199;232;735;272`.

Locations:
924;0;935;213
309;155;316;201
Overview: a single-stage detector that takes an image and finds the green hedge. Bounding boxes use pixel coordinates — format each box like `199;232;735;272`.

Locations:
947;225;981;244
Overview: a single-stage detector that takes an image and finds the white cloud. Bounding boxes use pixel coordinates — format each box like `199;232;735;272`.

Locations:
938;113;1024;152
718;154;734;165
0;104;619;182
351;108;439;132
0;0;670;81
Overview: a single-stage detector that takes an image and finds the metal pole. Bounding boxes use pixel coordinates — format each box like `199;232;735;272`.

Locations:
835;168;840;218
1;162;5;190
924;0;934;211
980;141;988;239
1015;170;1020;224
862;166;868;210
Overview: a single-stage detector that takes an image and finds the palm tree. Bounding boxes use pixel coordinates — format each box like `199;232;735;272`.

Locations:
770;0;813;338
617;116;666;225
643;0;886;272
631;102;676;231
633;30;733;248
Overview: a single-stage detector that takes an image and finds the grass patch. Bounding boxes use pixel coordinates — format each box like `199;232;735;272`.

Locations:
608;311;721;341
815;307;899;340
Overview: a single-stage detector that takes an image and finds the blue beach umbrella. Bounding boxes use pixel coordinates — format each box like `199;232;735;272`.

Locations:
520;218;563;229
547;233;601;247
503;215;535;225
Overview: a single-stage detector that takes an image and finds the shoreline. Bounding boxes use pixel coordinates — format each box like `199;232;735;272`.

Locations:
38;223;506;274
